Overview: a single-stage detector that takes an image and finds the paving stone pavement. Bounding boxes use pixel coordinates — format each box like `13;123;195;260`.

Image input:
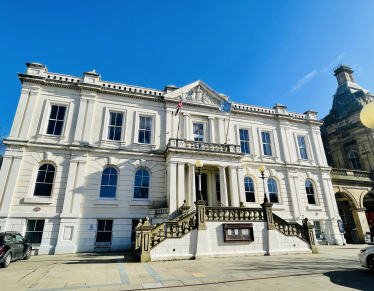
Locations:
0;245;373;291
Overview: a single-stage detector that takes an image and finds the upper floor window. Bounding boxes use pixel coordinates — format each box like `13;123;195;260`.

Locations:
138;116;152;144
305;180;316;204
261;132;272;156
244;177;255;202
349;151;361;170
34;164;55;197
134;169;150;199
107;112;123;141
193;123;204;141
240;129;250;154
46;105;66;136
297;136;308;159
100;167;118;199
267;178;279;203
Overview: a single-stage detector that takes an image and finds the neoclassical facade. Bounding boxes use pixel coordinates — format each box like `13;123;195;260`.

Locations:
0;63;343;255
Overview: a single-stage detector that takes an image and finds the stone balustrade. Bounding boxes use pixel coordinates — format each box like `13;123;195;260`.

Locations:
273;213;308;243
331;168;373;179
205;206;265;222
167;138;242;155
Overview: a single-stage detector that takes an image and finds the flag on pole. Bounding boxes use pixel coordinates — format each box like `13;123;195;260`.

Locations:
219;102;232;113
175;100;183;116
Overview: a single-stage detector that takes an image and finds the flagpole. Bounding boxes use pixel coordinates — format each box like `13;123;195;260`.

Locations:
225;101;233;144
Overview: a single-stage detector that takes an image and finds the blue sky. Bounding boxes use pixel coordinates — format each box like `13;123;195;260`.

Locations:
0;1;373;136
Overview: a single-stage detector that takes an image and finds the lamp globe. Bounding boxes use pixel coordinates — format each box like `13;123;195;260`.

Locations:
258;165;266;173
360;102;374;129
195;160;203;168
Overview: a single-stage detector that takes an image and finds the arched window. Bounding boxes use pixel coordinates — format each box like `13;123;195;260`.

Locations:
134;169;150;199
100;167;118;199
349;151;361;170
244;177;255;202
267;178;279;203
34;164;55;197
305;180;316;204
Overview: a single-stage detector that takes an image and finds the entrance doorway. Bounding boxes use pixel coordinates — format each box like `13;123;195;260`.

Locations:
195;173;208;202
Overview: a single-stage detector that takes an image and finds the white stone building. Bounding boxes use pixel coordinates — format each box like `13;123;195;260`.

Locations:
0;63;344;255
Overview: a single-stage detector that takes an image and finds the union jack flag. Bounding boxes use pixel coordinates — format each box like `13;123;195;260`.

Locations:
175;100;183;116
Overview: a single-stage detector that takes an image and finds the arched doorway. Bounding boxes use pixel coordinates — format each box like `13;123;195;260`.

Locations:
335;192;358;243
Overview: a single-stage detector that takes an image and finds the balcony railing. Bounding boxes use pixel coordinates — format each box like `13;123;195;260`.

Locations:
167;138;243;155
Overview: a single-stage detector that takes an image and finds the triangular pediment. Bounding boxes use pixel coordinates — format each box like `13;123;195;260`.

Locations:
164;80;228;106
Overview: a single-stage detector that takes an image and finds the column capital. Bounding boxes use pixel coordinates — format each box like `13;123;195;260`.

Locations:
183;112;190;116
208;116;215;120
217;165;226;169
187;163;195;167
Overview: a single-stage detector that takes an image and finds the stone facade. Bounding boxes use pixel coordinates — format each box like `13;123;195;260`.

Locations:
321;64;374;243
0;62;343;255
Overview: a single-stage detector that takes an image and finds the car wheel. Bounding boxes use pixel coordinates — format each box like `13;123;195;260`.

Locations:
0;253;11;268
367;255;374;272
23;248;31;260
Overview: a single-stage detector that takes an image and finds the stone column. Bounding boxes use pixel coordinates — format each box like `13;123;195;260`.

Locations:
236;166;246;205
183;113;190;140
208;116;215;143
73;99;87;144
167;162;178;216
0;151;23;231
351;208;370;243
228;166;240;207
218;118;226;144
81;99;96;145
218;166;228;206
177;162;185;209
279;125;291;163
310;128;323;166
188;163;196;207
286;169;302;219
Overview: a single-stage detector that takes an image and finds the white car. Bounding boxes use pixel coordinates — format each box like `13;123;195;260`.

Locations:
358;245;374;271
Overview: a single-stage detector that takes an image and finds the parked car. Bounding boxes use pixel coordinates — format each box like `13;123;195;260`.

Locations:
0;232;32;268
358;245;374;272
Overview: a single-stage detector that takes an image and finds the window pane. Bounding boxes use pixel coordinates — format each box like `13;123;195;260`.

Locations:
101;174;109;186
139;116;145;129
134;175;142;187
193;123;199;134
50;105;58;119
142;170;149;177
36;170;46;183
246;192;255;202
97;220;105;231
307;195;316;204
134;187;142;198
269;194;278;203
46;120;56;135
115;113;123;127
108;126;115;140
47;164;55;172
140;187;149;199
34;183;53;196
138;131;145;143
26;220;36;232
103;168;111;174
57;106;66;120
105;220;113;231
113;127;121;141
45;171;55;183
145;117;152;130
144;131;151;144
240;129;244;140
35;220;45;231
54;121;63;135
109;112;116;126
142;176;149;187
25;232;43;244
100;186;116;198
243;130;249;141
109;174;117;186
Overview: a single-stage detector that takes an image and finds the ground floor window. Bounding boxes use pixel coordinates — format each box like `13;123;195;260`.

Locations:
25;219;45;244
314;221;322;239
215;174;221;202
96;220;113;244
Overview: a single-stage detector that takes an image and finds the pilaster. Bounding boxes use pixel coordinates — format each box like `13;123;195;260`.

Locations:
177;162;185;209
236;166;246;205
218;118;225;144
228;166;239;207
286;168;301;219
167;162;178;216
9;89;32;138
218;166;228;206
18;90;40;139
183;113;190;140
208;116;215;143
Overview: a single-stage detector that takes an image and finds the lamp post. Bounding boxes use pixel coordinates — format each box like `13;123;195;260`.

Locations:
360;102;374;130
258;165;268;203
196;160;204;201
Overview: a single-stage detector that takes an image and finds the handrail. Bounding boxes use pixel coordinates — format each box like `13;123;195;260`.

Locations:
272;213;309;243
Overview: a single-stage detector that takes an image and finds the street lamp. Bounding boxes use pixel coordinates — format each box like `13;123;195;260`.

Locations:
258;165;268;203
360;102;374;129
196;160;204;201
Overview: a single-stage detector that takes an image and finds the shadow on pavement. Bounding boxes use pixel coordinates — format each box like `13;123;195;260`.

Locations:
56;251;139;265
323;269;374;291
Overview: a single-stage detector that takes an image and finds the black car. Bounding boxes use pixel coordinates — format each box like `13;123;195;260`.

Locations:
0;232;32;268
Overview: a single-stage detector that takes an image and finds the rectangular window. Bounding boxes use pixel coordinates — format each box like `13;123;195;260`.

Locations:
215;174;221;202
261;132;272;156
298;136;308;159
96;220;113;244
46;105;66;136
25;219;45;244
193;123;204;141
138;116;152;144
338;208;346;224
239;129;250;154
314;221;322;239
107;112;123;141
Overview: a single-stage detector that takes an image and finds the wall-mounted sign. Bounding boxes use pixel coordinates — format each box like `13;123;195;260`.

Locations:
223;223;254;243
33;207;41;212
87;225;96;231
